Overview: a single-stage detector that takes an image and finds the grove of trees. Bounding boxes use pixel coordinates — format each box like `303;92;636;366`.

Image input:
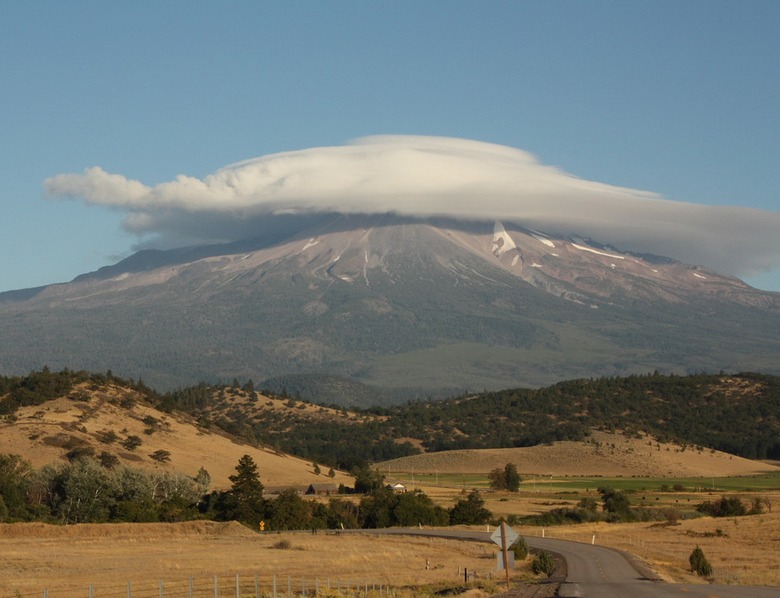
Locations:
488;463;521;491
0;452;495;531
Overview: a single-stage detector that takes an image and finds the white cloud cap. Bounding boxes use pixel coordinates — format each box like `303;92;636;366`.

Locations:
45;135;780;280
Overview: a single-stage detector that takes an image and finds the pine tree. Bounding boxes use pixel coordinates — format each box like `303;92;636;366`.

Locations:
227;455;266;525
689;546;713;577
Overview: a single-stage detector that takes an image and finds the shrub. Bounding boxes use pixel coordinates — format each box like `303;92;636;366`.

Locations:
531;550;556;576
696;496;747;517
121;435;143;451
662;508;682;525
689;546;712;577
99;430;119;444
272;539;291;550
512;536;529;561
150;449;171;463
98;451;119;469
65;445;95;462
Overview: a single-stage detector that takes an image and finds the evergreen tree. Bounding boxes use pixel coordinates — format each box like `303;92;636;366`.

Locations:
224;454;266;525
689;546;713;577
449;490;492;525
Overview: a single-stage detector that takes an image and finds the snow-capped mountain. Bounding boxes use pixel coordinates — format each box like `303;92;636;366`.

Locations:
1;214;778;404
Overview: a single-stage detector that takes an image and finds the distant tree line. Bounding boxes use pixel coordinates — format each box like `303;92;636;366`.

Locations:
166;371;780;466
511;486;770;527
0;452;493;530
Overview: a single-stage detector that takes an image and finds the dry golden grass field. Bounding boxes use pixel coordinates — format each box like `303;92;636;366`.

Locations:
519;510;780;587
0;521;506;597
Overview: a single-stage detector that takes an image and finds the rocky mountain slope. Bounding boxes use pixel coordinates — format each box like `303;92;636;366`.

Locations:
1;214;778;402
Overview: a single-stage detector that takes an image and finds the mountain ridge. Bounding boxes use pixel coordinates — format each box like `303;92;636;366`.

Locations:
1;214;778;399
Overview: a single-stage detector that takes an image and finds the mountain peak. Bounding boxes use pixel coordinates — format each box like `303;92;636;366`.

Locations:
1;214;778;401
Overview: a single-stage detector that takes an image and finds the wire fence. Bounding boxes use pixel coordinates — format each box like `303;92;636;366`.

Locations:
17;574;398;598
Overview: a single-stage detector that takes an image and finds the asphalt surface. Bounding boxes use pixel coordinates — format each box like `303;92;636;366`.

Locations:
363;528;780;598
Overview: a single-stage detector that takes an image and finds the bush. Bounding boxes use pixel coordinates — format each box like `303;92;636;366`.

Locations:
149;449;171;463
65;445;96;462
696;496;747;517
121;435;143;451
689;546;712;577
512;536;529;561
99;430;119;444
662;508;682;525
98;451;119;469
531;550;556;576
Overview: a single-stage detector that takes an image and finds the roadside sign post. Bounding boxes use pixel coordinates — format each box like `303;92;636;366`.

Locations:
490;521;519;590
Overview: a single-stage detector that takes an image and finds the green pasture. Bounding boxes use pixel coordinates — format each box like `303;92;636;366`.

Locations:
394;471;780;493
392;472;490;488
534;473;780;493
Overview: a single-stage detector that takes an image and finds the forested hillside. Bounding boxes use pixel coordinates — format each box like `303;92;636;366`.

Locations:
3;369;779;470
163;372;780;468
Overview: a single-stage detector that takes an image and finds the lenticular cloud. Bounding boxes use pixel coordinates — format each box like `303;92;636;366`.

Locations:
44;135;780;279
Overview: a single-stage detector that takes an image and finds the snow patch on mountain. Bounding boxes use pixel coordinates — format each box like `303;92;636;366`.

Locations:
492;221;516;256
529;229;556;248
571;242;625;260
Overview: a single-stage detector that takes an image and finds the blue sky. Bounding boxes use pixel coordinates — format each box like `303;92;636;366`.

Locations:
2;1;779;292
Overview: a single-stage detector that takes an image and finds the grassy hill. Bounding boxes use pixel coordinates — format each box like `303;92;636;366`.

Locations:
377;429;779;478
0;372;351;490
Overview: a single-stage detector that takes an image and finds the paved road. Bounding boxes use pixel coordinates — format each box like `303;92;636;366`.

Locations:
365;528;779;598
